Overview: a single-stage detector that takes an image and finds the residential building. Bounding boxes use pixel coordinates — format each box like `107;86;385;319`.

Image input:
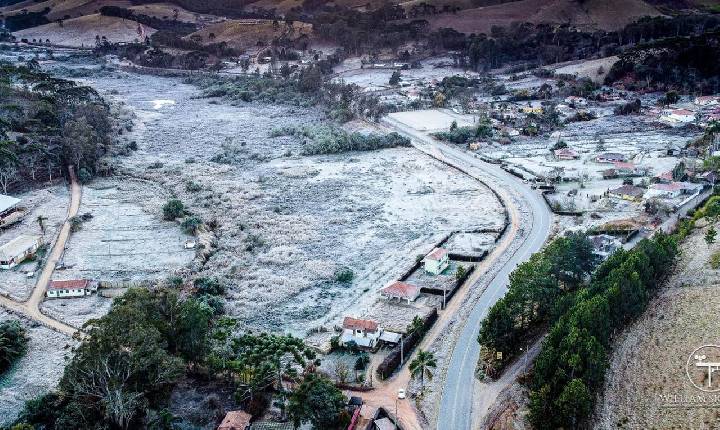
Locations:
596;152;627;163
612;161;643;177
661;109;695;124
46;279;96;298
654;171;674;183
0;234;42;270
554;148;579;160
423;247;449;275
218;410;252;430
695;96;720;106
0;194;20;218
646;182;684;199
380;281;420;304
341;317;381;348
608;185;645;202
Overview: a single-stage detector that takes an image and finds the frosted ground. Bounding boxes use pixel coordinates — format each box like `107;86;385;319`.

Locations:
0;185;69;301
0;308;75;426
64;67;505;336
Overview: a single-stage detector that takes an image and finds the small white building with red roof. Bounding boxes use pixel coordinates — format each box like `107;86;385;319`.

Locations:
341;317;381;348
46;279;95;299
423;247;449;275
380;281;420;303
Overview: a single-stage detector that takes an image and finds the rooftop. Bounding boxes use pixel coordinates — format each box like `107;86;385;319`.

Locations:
0;194;20;214
343;316;379;333
49;279;90;290
218;410;252;430
425;247;448;261
0;234;41;261
609;185;645;198
380;281;420;299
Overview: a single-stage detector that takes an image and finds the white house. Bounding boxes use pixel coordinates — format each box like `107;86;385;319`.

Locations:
661;109;695;124
340;317;381;348
423;247;449;275
0;194;20;218
46;279;96;298
0;234;42;270
380;281;421;304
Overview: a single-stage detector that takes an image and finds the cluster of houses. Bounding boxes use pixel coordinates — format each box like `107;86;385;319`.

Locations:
340;247;450;350
657;96;720;127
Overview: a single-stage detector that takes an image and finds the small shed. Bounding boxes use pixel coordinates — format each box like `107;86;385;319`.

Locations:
380;281;420;303
218;410;252;430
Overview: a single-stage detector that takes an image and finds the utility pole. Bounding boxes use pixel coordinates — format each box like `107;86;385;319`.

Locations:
443;288;446;309
400;336;404;365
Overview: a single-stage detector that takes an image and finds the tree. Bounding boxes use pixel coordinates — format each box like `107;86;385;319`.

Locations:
556;379;592;428
162;198;184;220
455;265;467;280
389;70;401;86
407;315;425;337
409;349;436;391
36;215;47;236
288;373;349;430
0;320;29;375
706;225;717;245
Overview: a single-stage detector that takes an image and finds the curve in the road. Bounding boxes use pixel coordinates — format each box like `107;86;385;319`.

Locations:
380;115;552;430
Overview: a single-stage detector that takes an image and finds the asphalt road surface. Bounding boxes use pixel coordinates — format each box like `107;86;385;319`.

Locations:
381;116;552;430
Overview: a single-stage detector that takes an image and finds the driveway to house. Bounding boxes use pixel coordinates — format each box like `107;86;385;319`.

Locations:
379;116;553;430
0;166;81;337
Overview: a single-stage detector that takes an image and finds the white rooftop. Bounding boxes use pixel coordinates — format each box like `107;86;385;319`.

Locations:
0;194;20;214
0;234;41;260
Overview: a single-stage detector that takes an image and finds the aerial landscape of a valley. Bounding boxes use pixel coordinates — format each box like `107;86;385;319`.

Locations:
1;0;720;429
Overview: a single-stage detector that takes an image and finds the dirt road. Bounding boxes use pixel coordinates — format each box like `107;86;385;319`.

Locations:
0;167;81;337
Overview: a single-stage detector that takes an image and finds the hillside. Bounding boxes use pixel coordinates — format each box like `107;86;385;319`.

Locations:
423;0;664;33
184;18;313;51
595;220;720;429
13;14;156;47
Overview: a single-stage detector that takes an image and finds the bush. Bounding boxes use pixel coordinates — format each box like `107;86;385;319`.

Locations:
0;320;28;374
710;251;720;269
77;167;92;184
194;277;225;296
163;198;184;220
181;216;202;234
334;267;354;283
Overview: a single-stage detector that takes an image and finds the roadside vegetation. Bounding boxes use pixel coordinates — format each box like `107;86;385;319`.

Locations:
271;125;410;155
478;229;678;428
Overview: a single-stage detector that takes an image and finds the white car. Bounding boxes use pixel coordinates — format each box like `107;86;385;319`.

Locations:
397;388;406;399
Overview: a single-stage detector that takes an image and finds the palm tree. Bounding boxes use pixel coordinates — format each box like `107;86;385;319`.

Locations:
409;350;437;391
36;215;47;236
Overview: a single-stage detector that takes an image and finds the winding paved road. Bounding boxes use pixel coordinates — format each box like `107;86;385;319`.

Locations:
381;115;553;430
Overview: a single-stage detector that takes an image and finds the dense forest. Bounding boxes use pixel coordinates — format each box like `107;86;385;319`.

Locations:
604;31;720;94
0;62;113;191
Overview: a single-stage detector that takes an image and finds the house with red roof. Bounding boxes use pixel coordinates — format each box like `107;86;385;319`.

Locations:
423;247;449;275
341;317;382;348
380;281;420;304
217;410;251;430
46;279;96;299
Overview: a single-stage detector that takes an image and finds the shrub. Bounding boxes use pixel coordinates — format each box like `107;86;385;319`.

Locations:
181;216;202;234
163;198;184;220
0;320;28;374
710;251;720;269
194;277;225;296
334;267;354;283
77;167;92;184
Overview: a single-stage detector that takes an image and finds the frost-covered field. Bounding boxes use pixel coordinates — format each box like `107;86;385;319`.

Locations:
0;309;76;426
67;69;505;336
